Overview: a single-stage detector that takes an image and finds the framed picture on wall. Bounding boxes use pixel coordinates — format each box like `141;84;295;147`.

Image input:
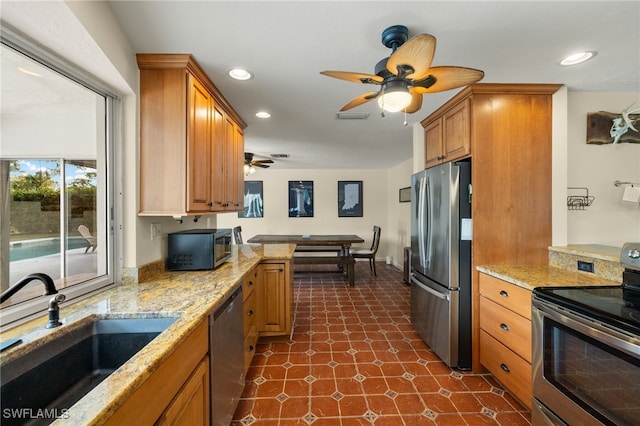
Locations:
288;180;314;217
338;180;363;217
399;186;411;203
238;181;264;218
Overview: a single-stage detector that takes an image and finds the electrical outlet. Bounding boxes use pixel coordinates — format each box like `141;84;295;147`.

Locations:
577;260;594;273
150;223;162;240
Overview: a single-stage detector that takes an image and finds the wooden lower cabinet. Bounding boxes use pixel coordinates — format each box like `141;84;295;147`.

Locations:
479;273;532;409
105;320;209;426
156;357;210;426
243;267;259;372
257;260;292;338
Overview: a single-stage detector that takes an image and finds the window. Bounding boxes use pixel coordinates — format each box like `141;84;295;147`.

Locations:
1;35;117;327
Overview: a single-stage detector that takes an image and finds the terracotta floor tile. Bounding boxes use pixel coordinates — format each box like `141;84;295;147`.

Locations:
310;396;341;417
366;394;401;416
232;263;530;425
339;394;369;417
280;396;310;418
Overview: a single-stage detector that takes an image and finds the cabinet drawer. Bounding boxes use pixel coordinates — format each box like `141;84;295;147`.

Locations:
480;296;532;362
243;270;258;300
243;291;257;336
244;324;258;373
479;273;531;319
480;330;532;409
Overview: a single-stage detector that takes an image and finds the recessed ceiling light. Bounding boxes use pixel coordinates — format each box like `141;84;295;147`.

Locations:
256;111;271;118
18;67;42;77
228;68;253;80
559;51;596;66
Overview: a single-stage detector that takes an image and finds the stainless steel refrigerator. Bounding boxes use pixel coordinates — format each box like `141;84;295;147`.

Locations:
410;160;472;370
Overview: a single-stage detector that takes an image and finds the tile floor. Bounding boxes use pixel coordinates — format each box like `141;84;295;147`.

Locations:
232;262;531;425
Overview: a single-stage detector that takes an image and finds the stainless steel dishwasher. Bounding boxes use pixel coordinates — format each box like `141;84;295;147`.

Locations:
210;286;244;426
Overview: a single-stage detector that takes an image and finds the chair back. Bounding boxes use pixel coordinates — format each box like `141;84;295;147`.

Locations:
370;226;381;254
78;225;93;239
233;226;243;244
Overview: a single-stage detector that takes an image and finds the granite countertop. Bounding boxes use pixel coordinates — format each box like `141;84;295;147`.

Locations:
477;264;620;291
0;243;295;426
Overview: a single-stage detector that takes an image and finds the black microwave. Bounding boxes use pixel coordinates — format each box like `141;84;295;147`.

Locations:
167;229;232;271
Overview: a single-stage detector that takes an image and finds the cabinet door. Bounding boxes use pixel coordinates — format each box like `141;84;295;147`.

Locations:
211;103;226;210
187;75;212;212
156;357;210;426
231;125;245;211
258;262;287;334
442;98;471;161
424;119;444;168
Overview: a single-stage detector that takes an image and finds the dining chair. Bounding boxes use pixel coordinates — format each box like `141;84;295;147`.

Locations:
233;226;243;244
350;225;381;276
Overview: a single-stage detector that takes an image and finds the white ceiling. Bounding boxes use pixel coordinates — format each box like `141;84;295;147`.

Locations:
4;1;640;170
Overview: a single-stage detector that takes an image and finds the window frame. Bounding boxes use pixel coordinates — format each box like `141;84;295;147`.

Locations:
0;27;122;329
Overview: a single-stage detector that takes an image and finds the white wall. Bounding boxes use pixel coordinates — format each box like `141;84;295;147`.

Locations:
566;92;640;245
385;159;413;268
216;168;395;260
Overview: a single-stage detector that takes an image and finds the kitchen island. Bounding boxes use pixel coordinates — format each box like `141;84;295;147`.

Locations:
0;243;295;426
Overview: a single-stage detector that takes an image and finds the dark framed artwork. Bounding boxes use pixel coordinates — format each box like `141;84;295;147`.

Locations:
338;180;363;217
238;181;264;218
288;180;314;217
399;186;411;203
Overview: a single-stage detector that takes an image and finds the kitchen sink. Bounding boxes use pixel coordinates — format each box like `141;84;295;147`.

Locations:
0;315;178;426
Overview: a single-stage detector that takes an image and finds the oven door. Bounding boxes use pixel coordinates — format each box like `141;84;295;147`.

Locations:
532;297;640;426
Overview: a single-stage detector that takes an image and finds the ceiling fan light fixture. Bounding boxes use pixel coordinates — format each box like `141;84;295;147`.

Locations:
244;164;256;175
256;111;271;118
377;80;412;112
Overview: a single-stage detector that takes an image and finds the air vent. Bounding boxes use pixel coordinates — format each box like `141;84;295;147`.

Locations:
270;153;290;158
336;112;370;120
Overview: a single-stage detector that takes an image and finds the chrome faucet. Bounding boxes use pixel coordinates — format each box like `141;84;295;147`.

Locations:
46;294;66;328
0;273;58;304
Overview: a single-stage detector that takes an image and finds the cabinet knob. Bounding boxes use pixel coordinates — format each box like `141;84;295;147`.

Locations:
499;290;509;298
207;202;213;207
247;309;254;317
248;345;255;353
500;323;510;331
247;280;254;287
500;363;510;373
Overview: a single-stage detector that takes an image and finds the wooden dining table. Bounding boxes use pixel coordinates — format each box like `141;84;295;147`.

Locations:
246;234;364;285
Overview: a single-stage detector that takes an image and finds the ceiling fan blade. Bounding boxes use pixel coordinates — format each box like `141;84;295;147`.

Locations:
254;159;274;164
412;66;484;94
320;71;383;84
386;34;436;80
253;163;270;168
340;91;380;111
405;90;423;114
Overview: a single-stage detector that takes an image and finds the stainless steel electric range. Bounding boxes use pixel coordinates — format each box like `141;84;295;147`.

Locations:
531;242;640;426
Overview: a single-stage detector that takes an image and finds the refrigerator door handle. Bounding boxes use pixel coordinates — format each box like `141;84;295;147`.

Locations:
411;276;450;301
425;175;433;268
418;175;428;268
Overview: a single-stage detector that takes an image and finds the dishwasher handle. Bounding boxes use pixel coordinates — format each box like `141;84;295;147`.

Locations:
213;286;242;321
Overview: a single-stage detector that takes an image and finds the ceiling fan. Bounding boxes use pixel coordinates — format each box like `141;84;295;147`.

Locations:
320;25;484;114
244;152;273;175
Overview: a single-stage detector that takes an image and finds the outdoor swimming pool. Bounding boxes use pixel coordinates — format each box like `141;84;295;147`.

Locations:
9;237;88;261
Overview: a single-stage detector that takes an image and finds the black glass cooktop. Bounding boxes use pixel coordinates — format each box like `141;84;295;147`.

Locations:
533;285;640;336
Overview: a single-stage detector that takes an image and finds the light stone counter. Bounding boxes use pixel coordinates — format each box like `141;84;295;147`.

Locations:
477;264;620;292
0;243;295;426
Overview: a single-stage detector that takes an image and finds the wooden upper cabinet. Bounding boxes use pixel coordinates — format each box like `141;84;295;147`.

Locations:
187;75;212;212
422;97;471;168
423;119;443;168
137;54;247;217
